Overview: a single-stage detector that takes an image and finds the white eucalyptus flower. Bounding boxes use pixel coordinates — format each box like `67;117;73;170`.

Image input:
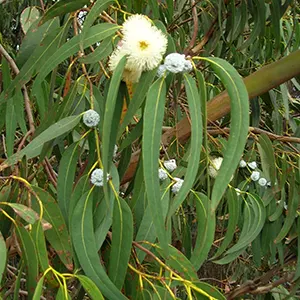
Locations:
158;168;168;181
90;168;110;187
239;159;247;168
248;161;257;170
83;109;100;127
163;159;177;172
258;177;267;187
109;14;167;83
250;171;260;181
208;157;223;178
171;177;184;194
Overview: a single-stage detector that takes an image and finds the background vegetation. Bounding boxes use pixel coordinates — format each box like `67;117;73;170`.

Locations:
1;0;300;299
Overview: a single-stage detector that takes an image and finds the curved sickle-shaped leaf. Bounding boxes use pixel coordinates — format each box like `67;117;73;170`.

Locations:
57;142;80;223
39;0;90;26
226;194;266;254
102;56;126;175
0;115;81;170
189;192;215;270
71;190;128;300
142;77;168;254
168;74;203;218
200;57;249;211
0;231;7;282
211;189;240;259
274;181;298;244
215;194;266;264
16;226;39;300
108;197;133;289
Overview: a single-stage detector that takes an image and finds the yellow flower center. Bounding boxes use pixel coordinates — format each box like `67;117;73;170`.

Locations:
139;40;149;50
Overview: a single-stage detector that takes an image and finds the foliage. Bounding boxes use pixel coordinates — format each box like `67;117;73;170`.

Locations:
0;0;300;299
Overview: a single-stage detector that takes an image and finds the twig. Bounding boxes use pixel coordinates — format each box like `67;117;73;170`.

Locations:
0;43;35;134
207;126;300;145
42;161;57;188
184;0;199;54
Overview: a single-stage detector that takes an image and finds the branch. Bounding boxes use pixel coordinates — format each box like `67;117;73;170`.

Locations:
184;0;199;55
207;126;300;145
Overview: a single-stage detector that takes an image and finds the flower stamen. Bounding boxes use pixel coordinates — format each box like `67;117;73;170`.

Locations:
139;41;149;50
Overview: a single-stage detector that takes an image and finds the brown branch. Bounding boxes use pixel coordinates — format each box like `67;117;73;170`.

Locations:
207;127;300;145
0;44;35;134
226;257;296;299
184;0;199;55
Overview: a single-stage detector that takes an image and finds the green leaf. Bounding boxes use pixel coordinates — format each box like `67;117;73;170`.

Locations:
82;0;115;34
119;118;143;151
189;192;215;270
257;134;277;185
20;6;41;34
211;189;240;259
135;180;170;263
156;244;198;282
71;190;127;300
168;74;203;217
7;203;41;224
142;77;169;255
274;180;298;244
17;18;60;68
32;275;45;300
1;115;81;169
79;37;114;64
31;222;57;286
94;165;119;248
31;186;74;271
13;263;24;300
108;197;133;289
0;231;7;282
5;96;17;156
76;275;105;300
69;174;90;229
13;90;27;135
226;194;265;254
57;142;79;223
16;226;39;300
33;23;120;87
39;0;89;26
200;57;249;211
102;56;126;176
118;69;157;137
294;218;300;280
